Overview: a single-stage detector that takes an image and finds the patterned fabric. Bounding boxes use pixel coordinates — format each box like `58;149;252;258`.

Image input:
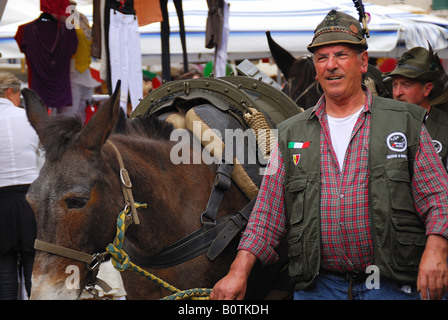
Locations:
239;91;448;273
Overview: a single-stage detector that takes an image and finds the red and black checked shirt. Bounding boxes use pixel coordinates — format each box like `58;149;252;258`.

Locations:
239;91;448;273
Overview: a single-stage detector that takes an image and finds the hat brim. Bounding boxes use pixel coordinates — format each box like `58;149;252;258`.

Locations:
385;68;437;82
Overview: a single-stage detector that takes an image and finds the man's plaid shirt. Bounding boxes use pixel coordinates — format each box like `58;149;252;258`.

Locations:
239;91;448;273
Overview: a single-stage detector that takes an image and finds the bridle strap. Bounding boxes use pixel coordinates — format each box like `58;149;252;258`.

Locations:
106;140;140;225
34;239;109;271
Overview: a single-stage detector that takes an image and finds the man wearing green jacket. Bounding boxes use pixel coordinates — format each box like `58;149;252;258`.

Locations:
210;10;448;300
385;46;448;171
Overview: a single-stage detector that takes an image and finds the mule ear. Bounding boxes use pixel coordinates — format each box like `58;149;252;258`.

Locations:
78;80;121;152
22;88;49;144
266;31;296;80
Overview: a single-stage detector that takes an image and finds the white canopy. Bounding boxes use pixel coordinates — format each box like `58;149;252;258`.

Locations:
1;0;448;64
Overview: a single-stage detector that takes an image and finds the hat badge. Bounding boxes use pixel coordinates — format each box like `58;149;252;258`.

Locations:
350;24;358;34
324;11;340;26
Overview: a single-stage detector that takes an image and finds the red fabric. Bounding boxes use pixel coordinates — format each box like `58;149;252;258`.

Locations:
378;58;398;73
40;0;70;17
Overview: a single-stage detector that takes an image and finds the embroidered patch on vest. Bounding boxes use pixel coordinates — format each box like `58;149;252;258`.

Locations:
433;139;442;154
292;154;301;165
288;141;310;149
386;132;407;152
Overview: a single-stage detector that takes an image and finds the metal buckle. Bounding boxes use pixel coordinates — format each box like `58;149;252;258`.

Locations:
87;253;102;271
200;212;216;227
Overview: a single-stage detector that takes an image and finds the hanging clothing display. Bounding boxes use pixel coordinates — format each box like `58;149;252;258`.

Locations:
134;0;163;27
205;0;224;50
213;0;229;77
108;9;143;113
40;0;70;18
91;0;102;59
18;14;78;109
160;0;188;81
14;21;34;87
206;0;229;77
71;6;96;123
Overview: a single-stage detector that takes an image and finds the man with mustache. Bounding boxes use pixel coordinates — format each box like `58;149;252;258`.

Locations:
210;10;448;300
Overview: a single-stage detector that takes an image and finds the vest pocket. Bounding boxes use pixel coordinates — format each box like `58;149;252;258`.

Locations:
386;169;416;213
285;178;307;225
390;216;426;271
287;227;304;277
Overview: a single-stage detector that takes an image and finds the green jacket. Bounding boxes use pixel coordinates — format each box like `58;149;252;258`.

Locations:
278;96;427;290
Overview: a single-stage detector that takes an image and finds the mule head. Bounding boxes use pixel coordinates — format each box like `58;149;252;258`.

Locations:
23;83;123;299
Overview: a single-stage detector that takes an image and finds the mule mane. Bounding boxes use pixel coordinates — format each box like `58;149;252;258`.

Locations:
115;110;174;141
40;111;174;162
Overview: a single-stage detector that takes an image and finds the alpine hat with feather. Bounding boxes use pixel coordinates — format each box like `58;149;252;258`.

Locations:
307;9;368;53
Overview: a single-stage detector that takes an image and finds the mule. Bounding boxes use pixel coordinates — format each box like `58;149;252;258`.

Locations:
266;31;391;110
23;84;288;300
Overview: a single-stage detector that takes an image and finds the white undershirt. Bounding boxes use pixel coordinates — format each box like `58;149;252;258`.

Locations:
327;108;363;172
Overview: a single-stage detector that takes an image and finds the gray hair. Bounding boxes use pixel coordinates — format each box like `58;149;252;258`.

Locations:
0;72;21;97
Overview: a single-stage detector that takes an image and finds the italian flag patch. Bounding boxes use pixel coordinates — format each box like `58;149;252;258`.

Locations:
288;141;310;149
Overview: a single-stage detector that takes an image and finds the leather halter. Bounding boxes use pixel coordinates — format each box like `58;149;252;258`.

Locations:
33;140;139;295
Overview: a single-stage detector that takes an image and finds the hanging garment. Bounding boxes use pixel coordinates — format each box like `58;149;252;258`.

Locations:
14;21;34;87
213;0;229;77
134;0;163;27
72;10;92;74
108;9;143;114
205;0;224;49
40;0;70;17
160;0;188;80
70;12;95;122
20;16;78;109
91;0;102;59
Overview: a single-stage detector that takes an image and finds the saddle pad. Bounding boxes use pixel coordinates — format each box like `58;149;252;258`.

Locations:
185;104;263;200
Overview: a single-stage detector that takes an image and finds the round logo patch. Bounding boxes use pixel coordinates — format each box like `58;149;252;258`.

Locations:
433;140;442;154
386;132;407;152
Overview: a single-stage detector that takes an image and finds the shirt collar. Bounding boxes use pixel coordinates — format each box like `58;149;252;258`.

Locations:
308;85;373;120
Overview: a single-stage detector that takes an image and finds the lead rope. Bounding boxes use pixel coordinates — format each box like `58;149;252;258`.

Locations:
106;203;212;300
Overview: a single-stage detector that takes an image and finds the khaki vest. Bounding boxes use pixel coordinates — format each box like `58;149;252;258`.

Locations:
278;96;427;290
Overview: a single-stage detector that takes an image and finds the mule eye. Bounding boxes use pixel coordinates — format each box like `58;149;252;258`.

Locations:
65;197;89;209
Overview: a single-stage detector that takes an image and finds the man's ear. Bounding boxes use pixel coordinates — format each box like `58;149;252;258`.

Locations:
423;82;434;98
361;51;369;74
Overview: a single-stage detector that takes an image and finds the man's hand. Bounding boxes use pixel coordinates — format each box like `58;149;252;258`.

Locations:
417;234;448;300
209;250;257;300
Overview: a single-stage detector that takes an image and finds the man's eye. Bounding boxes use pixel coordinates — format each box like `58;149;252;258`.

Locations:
335;53;349;59
65;197;89;209
317;56;328;63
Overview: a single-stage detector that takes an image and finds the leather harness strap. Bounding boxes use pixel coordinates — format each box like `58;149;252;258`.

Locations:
201;162;235;224
106;140;140;225
122;197;255;268
122;162;255;268
34;239;107;270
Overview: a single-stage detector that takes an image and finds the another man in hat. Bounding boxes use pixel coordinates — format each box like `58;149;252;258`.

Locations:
210;10;448;300
385;47;448;171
